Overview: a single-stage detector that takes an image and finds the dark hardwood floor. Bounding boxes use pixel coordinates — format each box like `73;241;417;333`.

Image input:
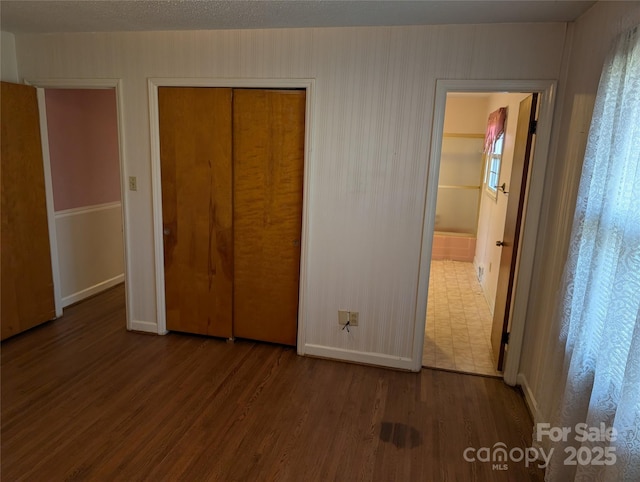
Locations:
1;284;544;481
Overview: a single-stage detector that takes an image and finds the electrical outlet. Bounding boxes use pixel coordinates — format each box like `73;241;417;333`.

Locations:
349;311;359;326
338;310;359;326
129;176;137;191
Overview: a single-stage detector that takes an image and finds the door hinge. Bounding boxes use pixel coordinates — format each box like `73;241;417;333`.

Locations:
529;120;537;135
502;332;510;344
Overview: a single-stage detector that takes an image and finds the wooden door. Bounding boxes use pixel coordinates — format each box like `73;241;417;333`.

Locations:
159;87;233;337
491;94;538;370
233;89;305;346
1;81;56;340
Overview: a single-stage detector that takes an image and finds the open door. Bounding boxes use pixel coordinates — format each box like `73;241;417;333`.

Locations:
1;82;56;339
491;93;538;371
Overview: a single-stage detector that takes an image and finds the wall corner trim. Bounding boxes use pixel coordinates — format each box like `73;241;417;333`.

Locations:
517;372;542;424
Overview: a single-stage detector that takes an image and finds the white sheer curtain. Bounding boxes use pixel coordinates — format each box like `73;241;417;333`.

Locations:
544;25;640;481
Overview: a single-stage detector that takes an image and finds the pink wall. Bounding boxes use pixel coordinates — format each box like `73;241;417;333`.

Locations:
432;233;476;262
45;88;121;211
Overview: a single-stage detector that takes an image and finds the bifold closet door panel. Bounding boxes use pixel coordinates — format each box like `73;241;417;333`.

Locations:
1;81;56;340
159;87;233;337
233;89;305;346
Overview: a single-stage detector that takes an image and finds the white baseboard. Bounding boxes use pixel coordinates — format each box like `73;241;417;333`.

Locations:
61;274;124;307
129;319;163;334
303;344;415;371
518;372;542;423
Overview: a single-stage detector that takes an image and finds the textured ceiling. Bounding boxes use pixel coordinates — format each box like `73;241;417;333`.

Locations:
0;0;596;34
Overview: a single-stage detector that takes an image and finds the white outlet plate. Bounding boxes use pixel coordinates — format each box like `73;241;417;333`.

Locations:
338;310;359;326
338;310;349;325
129;176;137;191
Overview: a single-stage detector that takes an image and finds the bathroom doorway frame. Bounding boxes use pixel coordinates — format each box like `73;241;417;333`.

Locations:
413;79;557;385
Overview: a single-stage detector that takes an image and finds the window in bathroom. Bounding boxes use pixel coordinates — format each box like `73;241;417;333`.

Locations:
485;132;505;198
482;106;507;200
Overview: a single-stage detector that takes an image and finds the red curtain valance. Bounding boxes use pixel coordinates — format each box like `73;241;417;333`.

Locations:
483;107;507;153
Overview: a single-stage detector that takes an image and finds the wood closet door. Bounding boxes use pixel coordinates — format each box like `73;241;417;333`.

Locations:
233;89;305;346
1;81;55;340
159;87;233;337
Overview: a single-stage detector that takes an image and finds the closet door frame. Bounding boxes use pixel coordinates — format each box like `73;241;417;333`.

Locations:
148;78;314;353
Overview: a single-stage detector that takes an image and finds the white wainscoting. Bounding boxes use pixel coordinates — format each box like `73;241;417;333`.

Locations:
55;201;124;307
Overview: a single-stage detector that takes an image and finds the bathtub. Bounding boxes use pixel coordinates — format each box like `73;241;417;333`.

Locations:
431;231;476;262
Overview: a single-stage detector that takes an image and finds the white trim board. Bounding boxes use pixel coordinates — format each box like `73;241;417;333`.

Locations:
35;88;63;318
148;78;315;341
412;79;557;380
55;201;121;218
27;78;132;330
304;345;414;371
129;319;159;334
518;373;543;424
62;274;124;308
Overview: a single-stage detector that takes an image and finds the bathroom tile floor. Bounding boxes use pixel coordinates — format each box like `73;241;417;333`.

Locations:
422;260;501;377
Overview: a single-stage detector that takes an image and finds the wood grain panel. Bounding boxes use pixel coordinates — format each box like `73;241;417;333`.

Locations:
1;81;55;340
233;89;305;346
159;87;233;337
1;285;544;481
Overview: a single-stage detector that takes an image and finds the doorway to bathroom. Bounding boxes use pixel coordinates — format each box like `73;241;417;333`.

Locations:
422;91;537;376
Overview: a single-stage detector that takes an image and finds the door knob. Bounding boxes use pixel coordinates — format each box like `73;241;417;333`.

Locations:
496;240;505;246
163;228;171;236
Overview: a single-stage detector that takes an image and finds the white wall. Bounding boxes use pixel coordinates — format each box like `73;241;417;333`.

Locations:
519;1;640;422
435;94;487;236
43;87;124;308
474;93;529;313
55;203;125;306
443;94;488;134
1;31;18;82
15;23;567;368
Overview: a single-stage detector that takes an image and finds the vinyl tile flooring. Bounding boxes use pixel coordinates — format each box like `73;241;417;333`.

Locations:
422;260;501;376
